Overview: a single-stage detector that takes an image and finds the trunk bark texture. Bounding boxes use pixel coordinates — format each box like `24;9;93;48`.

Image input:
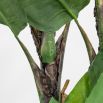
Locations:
95;0;103;50
30;24;69;103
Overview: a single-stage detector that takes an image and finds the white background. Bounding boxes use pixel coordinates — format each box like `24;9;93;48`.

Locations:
0;0;99;103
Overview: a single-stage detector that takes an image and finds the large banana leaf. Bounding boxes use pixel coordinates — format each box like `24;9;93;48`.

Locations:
65;72;90;103
19;0;90;32
88;50;103;88
65;50;103;103
0;0;27;35
85;73;103;103
0;0;90;35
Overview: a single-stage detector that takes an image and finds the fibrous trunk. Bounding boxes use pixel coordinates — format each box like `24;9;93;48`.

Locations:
30;24;70;103
95;0;103;50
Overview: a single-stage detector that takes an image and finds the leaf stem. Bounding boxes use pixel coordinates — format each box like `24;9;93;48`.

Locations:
95;0;103;50
61;80;69;103
56;23;70;102
75;20;96;63
58;0;77;20
61;80;70;94
15;36;43;99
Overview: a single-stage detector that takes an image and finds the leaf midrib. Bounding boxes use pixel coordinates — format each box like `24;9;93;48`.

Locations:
58;0;77;20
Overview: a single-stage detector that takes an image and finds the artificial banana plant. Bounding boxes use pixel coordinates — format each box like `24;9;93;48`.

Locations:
0;0;103;103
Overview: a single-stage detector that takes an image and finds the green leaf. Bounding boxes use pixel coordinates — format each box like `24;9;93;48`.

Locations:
40;32;56;63
65;72;90;103
0;0;27;35
20;0;90;32
85;73;103;103
0;0;90;35
49;97;59;103
65;50;103;103
88;50;103;88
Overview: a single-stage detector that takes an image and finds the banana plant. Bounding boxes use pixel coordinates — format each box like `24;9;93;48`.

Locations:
0;0;103;103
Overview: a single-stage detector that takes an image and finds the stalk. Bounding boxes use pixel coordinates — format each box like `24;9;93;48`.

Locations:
56;23;70;102
95;0;103;51
61;80;70;103
30;24;70;103
30;28;60;101
59;0;96;63
15;36;49;103
75;20;96;63
30;26;43;60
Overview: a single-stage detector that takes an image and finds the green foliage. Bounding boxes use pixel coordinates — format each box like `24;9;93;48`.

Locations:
85;73;103;103
1;0;97;103
65;73;90;103
49;97;59;103
0;0;90;63
0;0;26;35
0;0;90;35
88;50;103;88
20;0;89;32
65;50;103;103
40;32;56;63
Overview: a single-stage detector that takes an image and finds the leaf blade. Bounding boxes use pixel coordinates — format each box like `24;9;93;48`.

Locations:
19;0;90;32
0;0;90;34
49;97;59;103
85;73;103;103
65;72;90;103
65;50;103;103
0;0;27;35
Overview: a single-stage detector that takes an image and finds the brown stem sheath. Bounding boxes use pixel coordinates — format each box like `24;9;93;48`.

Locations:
75;20;96;63
56;23;70;102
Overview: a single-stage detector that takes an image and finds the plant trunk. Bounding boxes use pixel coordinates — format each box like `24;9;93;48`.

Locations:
39;62;59;103
30;24;70;103
95;0;103;50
